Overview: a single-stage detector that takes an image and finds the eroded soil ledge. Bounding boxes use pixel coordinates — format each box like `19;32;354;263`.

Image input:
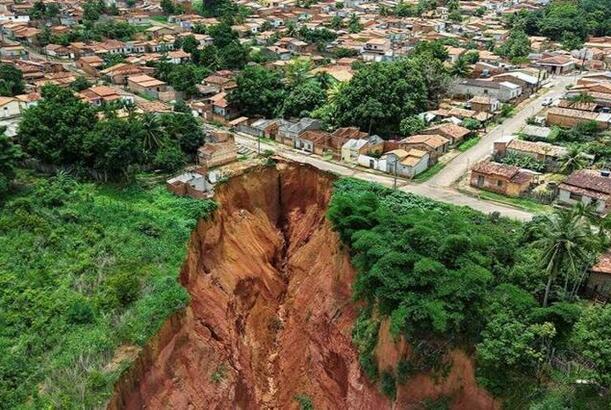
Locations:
109;163;496;410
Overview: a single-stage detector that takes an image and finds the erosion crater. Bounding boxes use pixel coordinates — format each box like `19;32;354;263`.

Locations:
110;163;495;410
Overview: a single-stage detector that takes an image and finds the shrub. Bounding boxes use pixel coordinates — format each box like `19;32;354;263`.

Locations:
380;371;397;400
294;393;314;410
66;298;95;324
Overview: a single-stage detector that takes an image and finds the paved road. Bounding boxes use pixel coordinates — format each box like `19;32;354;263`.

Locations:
233;132;534;221
427;75;577;188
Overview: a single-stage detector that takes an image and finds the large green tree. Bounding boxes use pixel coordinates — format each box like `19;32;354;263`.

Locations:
0;64;25;96
229;64;286;118
17;85;97;165
281;80;326;119
0;129;22;197
333;58;432;136
83;117;145;180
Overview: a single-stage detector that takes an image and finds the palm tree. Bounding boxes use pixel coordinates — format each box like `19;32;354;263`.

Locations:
559;146;589;174
567;92;595;107
141;113;165;152
536;208;592;306
326;81;346;105
285;21;297;37
285;57;312;86
314;71;334;90
450;57;471;78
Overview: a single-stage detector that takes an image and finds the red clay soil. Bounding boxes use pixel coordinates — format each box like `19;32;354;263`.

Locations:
109;163;499;410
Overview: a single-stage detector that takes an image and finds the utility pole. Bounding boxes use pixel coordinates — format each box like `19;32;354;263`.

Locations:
257;135;261;155
393;160;397;189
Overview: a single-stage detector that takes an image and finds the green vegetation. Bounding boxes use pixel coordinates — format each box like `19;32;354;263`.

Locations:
294;393;314;410
476;190;552;213
499;151;546;172
0;172;216;407
0;63;25;96
412;162;445;182
457;136;480;152
327;178;609;405
507;0;611;42
17;85;203;180
522;121;610;168
0;129;22;198
229;59;332;119
399;116;426;137
496;29;531;61
228;44;449;136
316;49;450;136
210;363;227;383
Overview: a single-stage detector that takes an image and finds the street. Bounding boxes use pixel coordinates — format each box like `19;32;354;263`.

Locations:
427;75;577;188
233;132;534;221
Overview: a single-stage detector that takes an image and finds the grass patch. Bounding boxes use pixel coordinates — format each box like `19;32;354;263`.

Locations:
0;171;216;408
412;162;445;183
476;190;552;213
150;15;168;23
457;136;480;152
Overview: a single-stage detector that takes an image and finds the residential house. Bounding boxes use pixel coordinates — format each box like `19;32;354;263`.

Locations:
76;55;104;77
0;96;21;118
558;170;611;214
451;78;522;102
537;55;575;75
79;86;132;107
399;134;450;164
421;123;471;145
494;138;569;171
127;75;168;99
101;63;155;85
546;107;611;130
361;37;392;62
492;71;540;96
382;148;429;178
468;95;500;113
166;170;213;200
167;49;191;64
586;250;611;299
341;138;369;163
296;130;331;154
521;125;553;141
208;92;239;123
241;118;280;138
276;118;321;146
470;161;534;197
0;44;27;59
197;131;237;168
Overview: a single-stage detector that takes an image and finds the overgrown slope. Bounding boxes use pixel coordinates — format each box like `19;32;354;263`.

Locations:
0;172;215;408
327;178;610;408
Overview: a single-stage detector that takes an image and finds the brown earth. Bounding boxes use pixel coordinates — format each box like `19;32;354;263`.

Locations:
109;162;499;410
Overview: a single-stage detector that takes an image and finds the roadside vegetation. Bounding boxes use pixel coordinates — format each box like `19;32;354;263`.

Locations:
0;171;216;407
521;121;611;170
328;178;610;407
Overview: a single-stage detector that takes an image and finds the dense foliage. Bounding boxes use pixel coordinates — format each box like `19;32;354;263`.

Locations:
328;178;610;406
17;85;203;179
0;172;216;407
0;63;25;97
0;129;22;198
507;0;611;41
313;51;449;136
229;60;332;119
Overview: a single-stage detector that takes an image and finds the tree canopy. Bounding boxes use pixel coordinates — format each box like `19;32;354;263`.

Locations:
328;177;609;405
17;85;203;180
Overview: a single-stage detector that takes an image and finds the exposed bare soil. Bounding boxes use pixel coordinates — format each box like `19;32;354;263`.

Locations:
109;163;497;410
